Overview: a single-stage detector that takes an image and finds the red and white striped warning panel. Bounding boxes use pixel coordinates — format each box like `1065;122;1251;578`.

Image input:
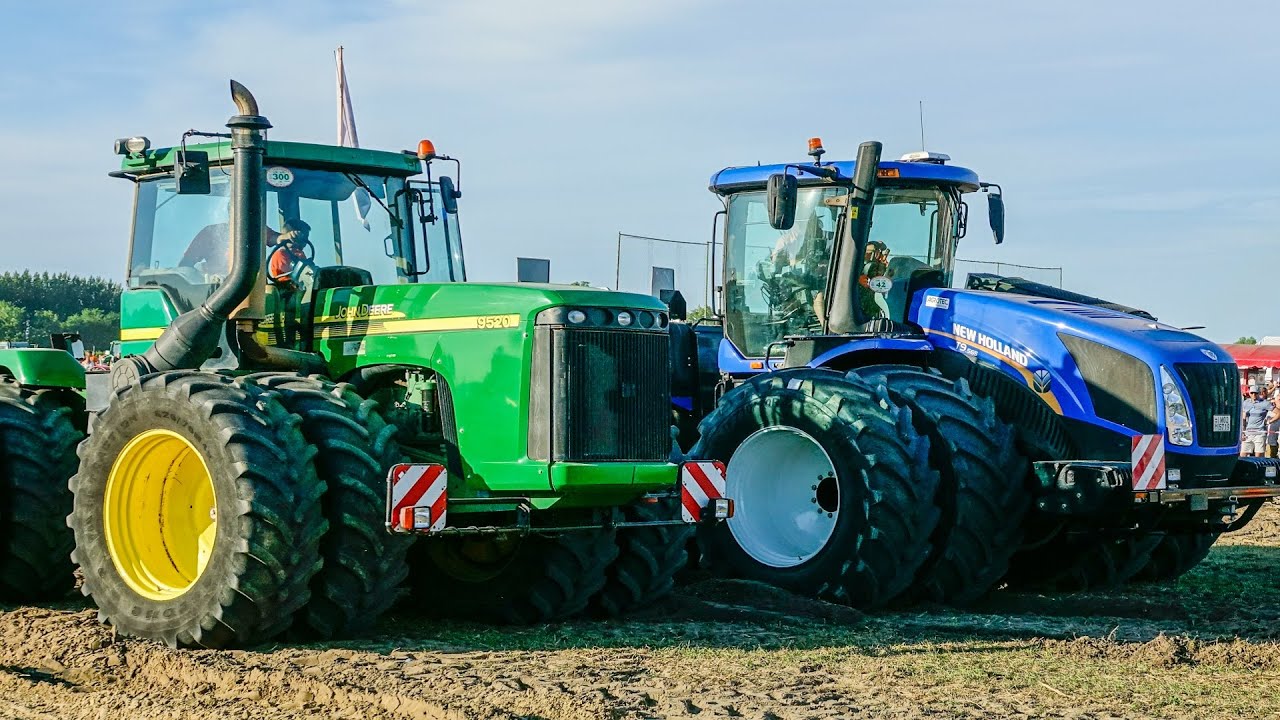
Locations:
387;463;447;533
681;461;727;522
1131;435;1167;491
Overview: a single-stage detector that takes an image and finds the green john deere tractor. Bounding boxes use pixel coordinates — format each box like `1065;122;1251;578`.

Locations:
5;81;730;648
0;349;85;603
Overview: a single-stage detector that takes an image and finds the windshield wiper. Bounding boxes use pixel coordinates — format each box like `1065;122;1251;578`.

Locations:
343;172;400;227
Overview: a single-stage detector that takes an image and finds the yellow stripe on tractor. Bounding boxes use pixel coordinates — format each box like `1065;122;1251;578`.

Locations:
120;327;166;341
315;314;521;339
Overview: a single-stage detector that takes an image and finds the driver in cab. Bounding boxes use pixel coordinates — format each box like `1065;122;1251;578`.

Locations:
180;219;310;286
266;219;311;288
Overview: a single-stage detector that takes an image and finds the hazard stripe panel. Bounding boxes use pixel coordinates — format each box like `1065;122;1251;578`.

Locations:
681;461;727;523
387;463;447;533
1131;435;1167;491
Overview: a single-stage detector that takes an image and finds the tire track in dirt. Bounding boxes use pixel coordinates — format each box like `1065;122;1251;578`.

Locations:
0;607;612;719
0;505;1275;719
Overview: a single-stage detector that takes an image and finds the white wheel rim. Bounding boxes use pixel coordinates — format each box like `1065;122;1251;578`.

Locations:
726;426;839;568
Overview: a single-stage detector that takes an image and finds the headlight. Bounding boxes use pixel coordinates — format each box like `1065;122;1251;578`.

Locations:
567;309;587;324
616;311;633;327
1160;366;1193;446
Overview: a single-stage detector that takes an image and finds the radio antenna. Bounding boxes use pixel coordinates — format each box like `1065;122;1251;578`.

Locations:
918;100;927;152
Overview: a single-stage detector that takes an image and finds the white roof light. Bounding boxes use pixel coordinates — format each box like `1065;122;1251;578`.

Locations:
899;151;950;164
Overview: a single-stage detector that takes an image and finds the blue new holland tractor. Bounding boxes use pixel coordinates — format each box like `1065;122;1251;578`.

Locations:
671;139;1280;607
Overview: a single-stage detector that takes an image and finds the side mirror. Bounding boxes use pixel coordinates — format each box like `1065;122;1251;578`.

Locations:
439;176;460;215
174;150;211;195
986;186;1005;245
766;173;798;230
660;289;687;321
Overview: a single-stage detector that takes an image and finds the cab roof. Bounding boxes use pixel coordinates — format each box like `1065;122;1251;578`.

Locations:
710;160;981;195
120;140;422;178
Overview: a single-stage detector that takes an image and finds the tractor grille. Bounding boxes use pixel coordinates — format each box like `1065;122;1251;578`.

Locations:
1175;362;1241;448
529;325;671;463
1059;334;1158;434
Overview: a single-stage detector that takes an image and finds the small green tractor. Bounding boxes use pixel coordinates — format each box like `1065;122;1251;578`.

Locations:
0;81;730;648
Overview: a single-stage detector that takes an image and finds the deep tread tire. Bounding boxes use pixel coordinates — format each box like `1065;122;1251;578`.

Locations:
0;384;83;601
691;368;940;608
250;373;413;640
1132;532;1219;584
850;366;1028;605
68;371;325;648
409;529;618;624
592;498;692;616
1005;532;1163;592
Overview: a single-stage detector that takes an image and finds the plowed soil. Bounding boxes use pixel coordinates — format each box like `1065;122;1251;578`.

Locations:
2;504;1278;720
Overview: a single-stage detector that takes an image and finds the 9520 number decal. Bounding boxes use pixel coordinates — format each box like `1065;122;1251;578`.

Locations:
474;315;519;329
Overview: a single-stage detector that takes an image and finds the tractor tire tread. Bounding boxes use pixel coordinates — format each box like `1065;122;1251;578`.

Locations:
851;366;1028;605
1132;533;1219;584
0;383;84;601
693;368;940;608
592;498;692;617
69;371;325;648
248;373;412;640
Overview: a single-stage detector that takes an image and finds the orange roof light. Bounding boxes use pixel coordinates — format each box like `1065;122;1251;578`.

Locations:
807;137;826;159
417;139;437;161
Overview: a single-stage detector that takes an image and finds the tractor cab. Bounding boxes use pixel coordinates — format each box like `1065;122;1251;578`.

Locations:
114;138;464;355
710;140;1002;366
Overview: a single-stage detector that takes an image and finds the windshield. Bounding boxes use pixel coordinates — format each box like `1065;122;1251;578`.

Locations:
723;184;959;357
410;179;466;282
127;165;413;311
723;186;844;358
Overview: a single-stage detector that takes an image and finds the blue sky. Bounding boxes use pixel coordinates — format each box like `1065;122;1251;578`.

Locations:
0;1;1275;342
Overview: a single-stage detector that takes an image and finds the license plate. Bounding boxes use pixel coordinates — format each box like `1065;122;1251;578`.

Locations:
1213;415;1231;432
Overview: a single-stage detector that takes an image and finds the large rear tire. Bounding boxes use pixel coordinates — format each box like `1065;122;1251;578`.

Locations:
850;366;1028;605
409;529;618;624
1131;532;1219;584
69;371;325;648
0;383;83;601
251;373;413;640
1004;532;1163;592
592;498;692;616
691;368;939;608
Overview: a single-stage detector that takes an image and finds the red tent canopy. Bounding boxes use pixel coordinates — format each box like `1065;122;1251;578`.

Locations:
1223;344;1280;369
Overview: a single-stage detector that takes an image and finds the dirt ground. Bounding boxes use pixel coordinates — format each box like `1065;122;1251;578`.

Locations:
2;505;1278;720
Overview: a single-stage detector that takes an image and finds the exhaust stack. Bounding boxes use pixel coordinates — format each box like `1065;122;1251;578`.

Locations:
114;81;272;385
823;140;883;335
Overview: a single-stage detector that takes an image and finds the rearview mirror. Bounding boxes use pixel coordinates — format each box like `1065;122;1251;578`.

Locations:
174;150;210;195
986;187;1005;244
439;176;460;215
766;173;798;230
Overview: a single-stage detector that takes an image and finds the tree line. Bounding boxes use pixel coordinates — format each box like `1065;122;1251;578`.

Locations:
0;271;122;350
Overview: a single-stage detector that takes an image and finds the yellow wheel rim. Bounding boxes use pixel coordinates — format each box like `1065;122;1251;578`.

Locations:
103;429;217;601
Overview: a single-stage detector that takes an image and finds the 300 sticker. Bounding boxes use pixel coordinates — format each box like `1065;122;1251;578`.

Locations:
475;315;518;329
265;166;294;188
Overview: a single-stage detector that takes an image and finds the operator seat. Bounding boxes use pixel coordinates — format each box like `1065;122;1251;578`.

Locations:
313;266;374;291
885;256;944;324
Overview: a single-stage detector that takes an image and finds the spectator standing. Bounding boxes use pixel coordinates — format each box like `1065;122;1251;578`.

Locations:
1268;391;1280;458
1242;385;1273;457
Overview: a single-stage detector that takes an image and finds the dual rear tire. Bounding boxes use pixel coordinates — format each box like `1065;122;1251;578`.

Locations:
69;371;410;648
405;498;691;624
0;383;83;601
693;365;1027;609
